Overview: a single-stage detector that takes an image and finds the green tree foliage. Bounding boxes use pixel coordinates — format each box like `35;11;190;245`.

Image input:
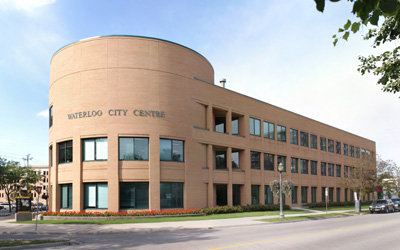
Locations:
0;157;42;213
314;0;400;94
376;156;400;197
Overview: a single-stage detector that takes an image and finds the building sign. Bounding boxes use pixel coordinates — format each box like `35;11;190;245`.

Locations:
67;109;166;120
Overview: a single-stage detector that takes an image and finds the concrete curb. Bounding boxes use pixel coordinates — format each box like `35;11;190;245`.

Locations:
43;213;204;221
0;240;79;250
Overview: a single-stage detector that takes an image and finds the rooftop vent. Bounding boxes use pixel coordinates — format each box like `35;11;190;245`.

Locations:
219;78;226;88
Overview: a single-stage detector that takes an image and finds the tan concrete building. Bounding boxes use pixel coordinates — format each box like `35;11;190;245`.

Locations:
48;35;375;212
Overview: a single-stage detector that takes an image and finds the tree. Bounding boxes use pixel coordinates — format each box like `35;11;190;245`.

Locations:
376;156;400;197
314;0;400;95
339;153;377;201
0;157;42;213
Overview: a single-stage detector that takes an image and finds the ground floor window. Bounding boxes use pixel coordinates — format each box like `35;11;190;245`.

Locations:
329;187;334;202
233;184;241;206
265;185;273;205
336;188;341;202
120;182;149;209
216;184;227;206
84;183;108;209
292;186;298;204
160;182;183;208
311;187;317;203
345;188;348;202
321;187;326;202
251;185;260;204
60;184;72;209
301;187;308;203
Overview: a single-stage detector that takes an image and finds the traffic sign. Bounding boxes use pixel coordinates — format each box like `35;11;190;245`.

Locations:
37;186;42;195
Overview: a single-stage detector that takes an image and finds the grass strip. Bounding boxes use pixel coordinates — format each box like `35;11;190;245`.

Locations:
15;210;311;225
309;205;369;211
0;239;67;247
259;213;347;223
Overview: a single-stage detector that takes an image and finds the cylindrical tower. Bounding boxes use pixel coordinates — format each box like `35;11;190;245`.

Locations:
49;35;214;212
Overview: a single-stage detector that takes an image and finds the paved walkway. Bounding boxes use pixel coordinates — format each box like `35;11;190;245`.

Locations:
0;209;357;235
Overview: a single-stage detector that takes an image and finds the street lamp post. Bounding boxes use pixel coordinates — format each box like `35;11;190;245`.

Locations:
278;162;285;219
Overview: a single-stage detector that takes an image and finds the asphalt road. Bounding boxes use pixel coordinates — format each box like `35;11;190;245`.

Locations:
2;212;400;249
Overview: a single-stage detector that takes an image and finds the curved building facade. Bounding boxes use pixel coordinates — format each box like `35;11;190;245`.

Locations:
49;35;375;212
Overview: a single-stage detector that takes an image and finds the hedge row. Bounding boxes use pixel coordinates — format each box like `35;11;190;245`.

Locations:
200;204;290;215
304;201;372;208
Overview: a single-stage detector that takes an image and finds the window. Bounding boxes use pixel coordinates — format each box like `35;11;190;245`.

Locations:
310;134;317;149
311;161;317;175
120;182;149;209
300;159;308;174
251;185;260;205
301;187;308;203
321;162;326;176
232;117;239;135
215;117;225;133
350;146;355;157
328;139;334;153
329;187;334;202
249;117;261;136
321;187;326;202
344;166;349;178
49;106;53;127
356;147;360;158
320;137;326;151
336;165;341;177
58;140;73;164
49;146;53;167
160;182;183;208
61;184;72;209
336;188;341;202
263;121;274;139
350;189;354;202
84;183;108;209
300;132;309;147
277;125;286;142
336;141;341;154
232;151;240;169
264;153;274;171
215;151;226;169
160;139;184;162
290;129;298;145
277;155;286;172
328;163;334;176
83;138;108;161
361;149;366;158
292;186;298;204
343;144;348;156
119;138;149;161
291;157;298;173
233;184;241;206
216;185;227;206
265;186;273;204
345;188;348;202
251;151;261;169
311;187;317;203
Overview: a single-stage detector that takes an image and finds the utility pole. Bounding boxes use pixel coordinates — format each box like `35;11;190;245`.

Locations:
22;154;33;167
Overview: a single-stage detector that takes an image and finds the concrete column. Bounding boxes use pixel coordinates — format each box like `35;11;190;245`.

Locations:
207;104;213;131
227;147;233;206
107;133;119;212
226;109;232;135
149;136;160;210
207;144;214;207
72;136;82;211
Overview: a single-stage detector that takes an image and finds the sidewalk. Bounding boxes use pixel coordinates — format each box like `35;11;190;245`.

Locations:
0;209;354;235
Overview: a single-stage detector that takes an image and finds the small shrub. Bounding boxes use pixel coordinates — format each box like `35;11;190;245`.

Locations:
200;204;290;215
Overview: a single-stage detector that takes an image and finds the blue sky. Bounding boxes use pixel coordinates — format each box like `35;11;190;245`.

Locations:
0;0;399;166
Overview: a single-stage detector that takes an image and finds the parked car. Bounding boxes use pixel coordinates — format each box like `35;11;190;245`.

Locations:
391;198;400;212
369;199;395;213
0;202;16;210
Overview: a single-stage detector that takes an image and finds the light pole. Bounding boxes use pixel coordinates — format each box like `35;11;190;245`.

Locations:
278;162;285;218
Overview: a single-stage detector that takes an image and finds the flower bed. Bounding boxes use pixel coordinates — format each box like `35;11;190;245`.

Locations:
42;209;202;217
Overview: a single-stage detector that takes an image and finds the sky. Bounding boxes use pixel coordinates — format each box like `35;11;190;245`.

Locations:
0;0;399;166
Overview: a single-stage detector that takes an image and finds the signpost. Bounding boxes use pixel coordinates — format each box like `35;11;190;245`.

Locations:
35;186;42;232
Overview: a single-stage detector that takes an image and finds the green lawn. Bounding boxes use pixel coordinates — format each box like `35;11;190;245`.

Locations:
259;213;348;223
310;205;369;211
0;239;67;247
16;210;311;225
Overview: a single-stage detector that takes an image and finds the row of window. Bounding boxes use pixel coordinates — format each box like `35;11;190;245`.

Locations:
60;182;183;209
250;185;367;205
249;117;371;157
249;152;355;177
56;138;184;164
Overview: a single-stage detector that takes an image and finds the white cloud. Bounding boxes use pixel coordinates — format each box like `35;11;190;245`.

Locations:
37;109;49;118
0;0;56;12
0;139;9;143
